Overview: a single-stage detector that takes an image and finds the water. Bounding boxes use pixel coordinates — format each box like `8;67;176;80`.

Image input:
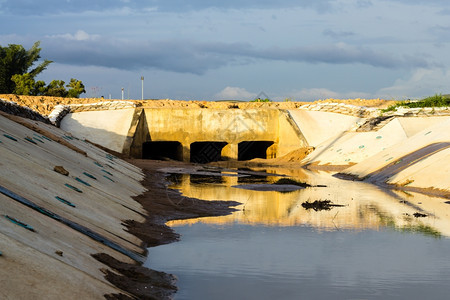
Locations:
146;168;450;299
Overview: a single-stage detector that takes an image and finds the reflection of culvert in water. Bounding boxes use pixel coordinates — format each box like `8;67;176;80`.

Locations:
190;175;224;185
232;184;304;192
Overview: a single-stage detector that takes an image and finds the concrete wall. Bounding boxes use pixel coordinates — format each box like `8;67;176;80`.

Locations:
397;116;447;137
139;108;306;161
61;107;307;162
288;110;365;147
60;108;136;153
303;118;409;166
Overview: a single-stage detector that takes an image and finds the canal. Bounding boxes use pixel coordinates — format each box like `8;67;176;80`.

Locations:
145;167;450;299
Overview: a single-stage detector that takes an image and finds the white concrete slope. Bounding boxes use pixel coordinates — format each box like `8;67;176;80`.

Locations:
0;113;147;299
341;116;450;192
60;108;136;153
302;117;409;166
288;110;366;147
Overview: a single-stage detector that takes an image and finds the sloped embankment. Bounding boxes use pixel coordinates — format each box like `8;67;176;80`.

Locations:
339;117;450;196
0;108;147;298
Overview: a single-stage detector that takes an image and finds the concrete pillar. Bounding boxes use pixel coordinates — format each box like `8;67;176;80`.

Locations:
221;143;238;160
267;143;277;159
182;143;190;162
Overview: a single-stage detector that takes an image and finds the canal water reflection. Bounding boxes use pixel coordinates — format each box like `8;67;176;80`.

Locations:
146;168;450;299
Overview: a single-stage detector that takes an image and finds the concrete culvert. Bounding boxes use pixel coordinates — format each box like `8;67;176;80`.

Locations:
190;142;227;163
238;141;274;161
142;141;183;161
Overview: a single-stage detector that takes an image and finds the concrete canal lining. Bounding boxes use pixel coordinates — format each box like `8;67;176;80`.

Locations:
0;108;148;298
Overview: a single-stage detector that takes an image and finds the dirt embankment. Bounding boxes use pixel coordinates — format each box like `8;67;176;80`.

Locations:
0;94;395;117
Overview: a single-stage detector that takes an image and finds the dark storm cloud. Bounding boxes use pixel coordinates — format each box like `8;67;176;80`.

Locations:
0;0;335;15
228;44;430;69
41;38;233;74
41;36;432;75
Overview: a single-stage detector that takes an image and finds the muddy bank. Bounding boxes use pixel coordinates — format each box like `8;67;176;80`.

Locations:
97;159;240;299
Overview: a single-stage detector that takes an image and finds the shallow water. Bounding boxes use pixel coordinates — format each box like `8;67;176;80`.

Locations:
146;168;450;300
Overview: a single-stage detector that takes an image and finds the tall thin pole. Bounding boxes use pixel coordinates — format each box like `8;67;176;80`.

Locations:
141;76;144;100
121;87;124;100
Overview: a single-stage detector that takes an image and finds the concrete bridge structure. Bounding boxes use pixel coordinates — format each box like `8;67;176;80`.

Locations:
60;107;309;163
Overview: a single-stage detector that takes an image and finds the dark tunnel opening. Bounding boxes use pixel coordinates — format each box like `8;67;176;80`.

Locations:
142;141;183;161
190;142;227;163
238;141;274;161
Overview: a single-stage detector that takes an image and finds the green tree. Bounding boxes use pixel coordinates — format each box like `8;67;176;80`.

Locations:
0;41;52;93
32;80;48;96
66;78;86;98
11;73;35;95
45;80;68;97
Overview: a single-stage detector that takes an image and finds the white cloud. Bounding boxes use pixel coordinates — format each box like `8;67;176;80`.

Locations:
376;68;450;99
47;30;100;41
214;86;257;100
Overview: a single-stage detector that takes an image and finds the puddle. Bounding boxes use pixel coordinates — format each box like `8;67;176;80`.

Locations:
147;167;450;299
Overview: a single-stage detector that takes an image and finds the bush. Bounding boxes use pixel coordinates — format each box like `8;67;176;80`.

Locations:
381;94;450;113
251;98;271;102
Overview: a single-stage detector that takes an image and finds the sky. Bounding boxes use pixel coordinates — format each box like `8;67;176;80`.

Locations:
1;0;450;101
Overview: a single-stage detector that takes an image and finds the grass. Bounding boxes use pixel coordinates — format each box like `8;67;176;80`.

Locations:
250;98;271;102
381;94;450;113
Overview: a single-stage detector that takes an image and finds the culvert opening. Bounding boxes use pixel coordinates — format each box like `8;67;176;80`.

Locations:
238;141;274;161
190;142;227;163
142;141;182;160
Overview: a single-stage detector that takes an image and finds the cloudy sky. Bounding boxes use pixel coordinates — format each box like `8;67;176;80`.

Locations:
1;0;450;101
